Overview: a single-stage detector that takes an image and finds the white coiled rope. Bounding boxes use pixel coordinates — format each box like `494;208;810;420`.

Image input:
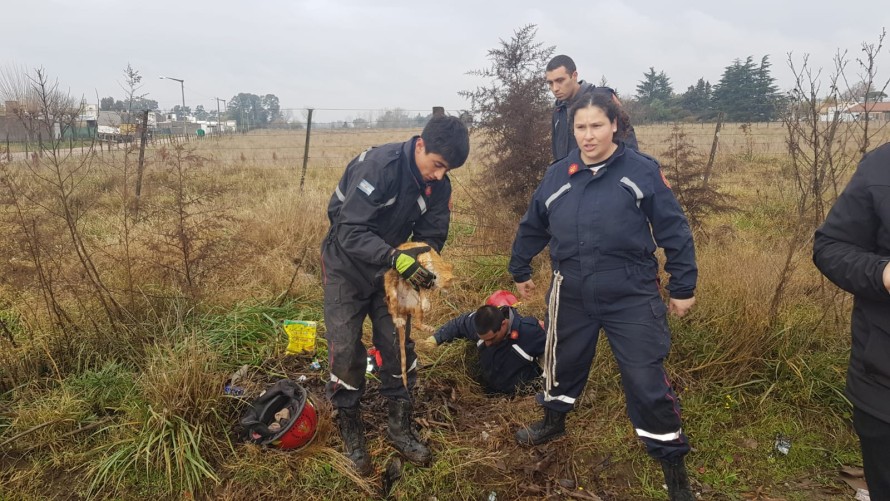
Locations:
544;270;564;392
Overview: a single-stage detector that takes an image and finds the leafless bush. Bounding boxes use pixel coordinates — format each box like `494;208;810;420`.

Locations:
769;31;889;322
142;145;241;299
659;124;733;232
459;25;554;216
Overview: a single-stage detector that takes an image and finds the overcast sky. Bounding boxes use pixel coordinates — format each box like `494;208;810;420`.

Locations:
2;0;888;124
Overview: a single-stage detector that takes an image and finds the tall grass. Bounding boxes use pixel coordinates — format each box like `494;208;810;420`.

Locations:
0;124;888;498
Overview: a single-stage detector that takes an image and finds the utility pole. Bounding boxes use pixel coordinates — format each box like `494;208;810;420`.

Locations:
214;97;226;134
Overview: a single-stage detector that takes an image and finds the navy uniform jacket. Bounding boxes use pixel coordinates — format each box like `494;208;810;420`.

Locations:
814;142;890;423
552;81;639;161
433;306;545;394
510;144;696;300
322;138;451;290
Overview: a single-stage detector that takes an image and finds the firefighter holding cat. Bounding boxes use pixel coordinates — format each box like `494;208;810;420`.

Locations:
321;115;469;475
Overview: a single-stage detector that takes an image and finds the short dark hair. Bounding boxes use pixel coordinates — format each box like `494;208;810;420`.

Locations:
421;115;470;169
546;55;577;74
474;305;506;335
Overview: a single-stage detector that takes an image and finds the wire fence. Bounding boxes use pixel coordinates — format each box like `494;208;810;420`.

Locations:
3;109;890;167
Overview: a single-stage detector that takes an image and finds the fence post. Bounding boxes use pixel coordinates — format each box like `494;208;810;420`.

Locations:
703;112;724;189
135;110;149;208
5;134;9;162
299;108;314;192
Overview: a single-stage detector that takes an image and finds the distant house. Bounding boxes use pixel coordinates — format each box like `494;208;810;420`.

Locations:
818;100;858;122
846;101;890;121
819;100;890;122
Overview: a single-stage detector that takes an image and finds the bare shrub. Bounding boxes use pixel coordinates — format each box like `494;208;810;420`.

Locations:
659;124;733;231
459;25;554;217
142;145;242;299
769;32;889;322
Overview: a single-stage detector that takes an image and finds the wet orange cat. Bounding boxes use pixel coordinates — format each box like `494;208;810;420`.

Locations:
384;242;453;386
384;242;454;332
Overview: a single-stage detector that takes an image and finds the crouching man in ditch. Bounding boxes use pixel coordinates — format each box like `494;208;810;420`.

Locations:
813;142;890;499
320;115;470;475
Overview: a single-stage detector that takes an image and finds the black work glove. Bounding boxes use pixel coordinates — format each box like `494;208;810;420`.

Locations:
390;245;436;289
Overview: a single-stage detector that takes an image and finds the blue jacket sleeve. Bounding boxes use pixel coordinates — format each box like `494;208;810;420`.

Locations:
335;156;399;266
813;151;890;302
641;165;698;299
410;176;452;253
509;184;551;283
433;312;478;344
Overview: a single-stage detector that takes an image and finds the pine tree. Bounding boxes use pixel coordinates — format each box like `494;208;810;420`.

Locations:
679;78;712;117
635;67;673;105
712;56;781;122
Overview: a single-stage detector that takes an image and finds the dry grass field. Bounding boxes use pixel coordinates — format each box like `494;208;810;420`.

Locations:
1;122;889;500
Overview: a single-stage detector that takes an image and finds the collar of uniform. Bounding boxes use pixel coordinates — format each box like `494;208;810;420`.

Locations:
566;142;626;178
404;136;425;190
555;80;594;108
507;307;520;332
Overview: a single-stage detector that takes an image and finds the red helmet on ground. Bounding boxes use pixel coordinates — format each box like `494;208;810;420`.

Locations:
241;379;318;451
485;290;519;308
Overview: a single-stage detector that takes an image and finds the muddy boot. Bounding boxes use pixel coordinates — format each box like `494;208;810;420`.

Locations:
386;399;431;466
660;457;695;501
336;406;372;476
515;407;566;445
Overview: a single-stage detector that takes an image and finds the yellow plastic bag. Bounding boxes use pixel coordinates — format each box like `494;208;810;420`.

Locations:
283;320;317;354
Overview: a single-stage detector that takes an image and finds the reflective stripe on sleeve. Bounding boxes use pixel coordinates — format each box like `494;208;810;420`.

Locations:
545;183;572;210
417;195;427;215
512;344;534;361
619;176;644;208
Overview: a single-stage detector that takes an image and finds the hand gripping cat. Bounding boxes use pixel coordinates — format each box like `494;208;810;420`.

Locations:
384;242;454;387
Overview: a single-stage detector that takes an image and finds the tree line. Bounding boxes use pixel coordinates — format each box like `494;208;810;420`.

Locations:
626;56;783;123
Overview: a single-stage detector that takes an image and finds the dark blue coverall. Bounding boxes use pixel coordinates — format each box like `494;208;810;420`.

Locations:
552;82;639;161
509;143;697;460
322;137;451;409
433;306;545;394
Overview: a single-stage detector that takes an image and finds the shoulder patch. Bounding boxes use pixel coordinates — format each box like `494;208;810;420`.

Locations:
358;179;375;196
660;170;672;189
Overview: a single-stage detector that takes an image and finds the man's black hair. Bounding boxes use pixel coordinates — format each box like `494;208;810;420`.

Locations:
421;115;470;169
546;55;577;74
474;305;507;335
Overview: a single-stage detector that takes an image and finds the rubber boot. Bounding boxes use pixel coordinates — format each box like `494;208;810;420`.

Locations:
515;407;566;445
386;399;431;465
336;406;372;476
660;457;695;501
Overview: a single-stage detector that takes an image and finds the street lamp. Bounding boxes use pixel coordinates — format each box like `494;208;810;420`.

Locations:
159;76;186;116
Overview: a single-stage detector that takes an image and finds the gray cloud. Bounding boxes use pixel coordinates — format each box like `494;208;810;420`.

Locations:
2;0;887;124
